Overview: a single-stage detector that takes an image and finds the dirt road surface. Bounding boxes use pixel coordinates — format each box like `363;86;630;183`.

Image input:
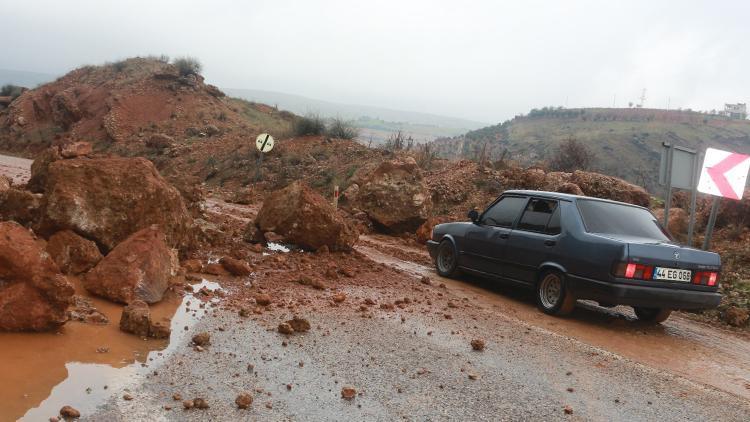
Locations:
1;154;749;421
0;153;31;185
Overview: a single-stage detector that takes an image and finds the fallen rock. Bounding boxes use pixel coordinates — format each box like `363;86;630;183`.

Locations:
287;316;311;333
653;207;689;236
254;181;358;251
46;230;103;275
119;300;171;338
235;392;253;409
351;157;432;232
27;147;61;193
255;293;272;306
332;292;347;303
67;296;108;325
59;405;80;419
416;216;450;244
341;387;357;400
220;257;252;276
192;331;210;346
181;259;203;273
40;157;194;252
0;186;42;225
193;398;209;409
60;141;92;159
724;306;749;327
278;322;294;334
0;221;74;331
569;170;650;207
202;263;230;276
471;338;486;351
83;226;179;304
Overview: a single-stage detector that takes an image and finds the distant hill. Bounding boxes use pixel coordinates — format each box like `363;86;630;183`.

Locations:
225;88;487;144
431;107;750;192
0;69;57;88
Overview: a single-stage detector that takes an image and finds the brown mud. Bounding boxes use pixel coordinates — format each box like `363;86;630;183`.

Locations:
0;277;220;421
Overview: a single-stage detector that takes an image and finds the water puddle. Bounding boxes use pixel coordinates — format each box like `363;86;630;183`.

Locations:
0;279;221;421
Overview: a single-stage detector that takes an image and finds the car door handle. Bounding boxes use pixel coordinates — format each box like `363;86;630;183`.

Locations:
499;233;509;239
544;240;556;247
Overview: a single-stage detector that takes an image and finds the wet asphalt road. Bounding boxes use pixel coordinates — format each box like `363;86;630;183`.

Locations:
90;285;750;421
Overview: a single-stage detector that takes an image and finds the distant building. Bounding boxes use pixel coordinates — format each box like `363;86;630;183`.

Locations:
723;103;747;119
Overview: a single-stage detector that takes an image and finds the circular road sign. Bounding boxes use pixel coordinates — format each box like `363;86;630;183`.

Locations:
255;133;275;153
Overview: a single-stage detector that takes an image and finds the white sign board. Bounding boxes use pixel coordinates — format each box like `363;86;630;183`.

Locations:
697;147;750;200
255;133;275;153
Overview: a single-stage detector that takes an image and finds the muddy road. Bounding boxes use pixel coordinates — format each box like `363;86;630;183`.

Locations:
1;154;750;420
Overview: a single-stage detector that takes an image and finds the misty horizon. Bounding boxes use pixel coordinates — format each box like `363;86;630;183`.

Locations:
3;0;749;123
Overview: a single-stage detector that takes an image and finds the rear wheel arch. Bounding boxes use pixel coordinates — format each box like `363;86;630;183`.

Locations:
535;268;576;316
537;262;567;281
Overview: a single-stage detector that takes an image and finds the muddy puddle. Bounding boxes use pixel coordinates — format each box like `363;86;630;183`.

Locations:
356;242;750;400
0;278;221;422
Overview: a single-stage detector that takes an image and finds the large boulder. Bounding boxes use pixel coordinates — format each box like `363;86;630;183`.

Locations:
254;181;358;251
46;230;103;275
350;157;432;232
0;221;74;331
40;157;194;252
416;216;451;244
569;170;651;207
83;226;179;304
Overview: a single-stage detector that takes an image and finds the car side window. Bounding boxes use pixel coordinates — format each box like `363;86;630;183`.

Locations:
518;198;559;233
545;206;561;235
481;196;528;227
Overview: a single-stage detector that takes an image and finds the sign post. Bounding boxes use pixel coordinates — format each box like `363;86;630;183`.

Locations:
254;133;275;182
659;143;699;244
697;147;750;250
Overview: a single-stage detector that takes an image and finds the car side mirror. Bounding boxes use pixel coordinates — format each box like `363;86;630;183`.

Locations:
467;209;479;223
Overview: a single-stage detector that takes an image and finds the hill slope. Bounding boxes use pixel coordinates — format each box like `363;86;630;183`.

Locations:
226;88;486;144
431;108;750;191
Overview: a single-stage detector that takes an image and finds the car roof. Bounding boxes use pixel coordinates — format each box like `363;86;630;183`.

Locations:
502;190;649;210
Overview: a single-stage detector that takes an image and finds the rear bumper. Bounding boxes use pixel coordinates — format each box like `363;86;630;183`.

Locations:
568;275;721;310
426;240;439;260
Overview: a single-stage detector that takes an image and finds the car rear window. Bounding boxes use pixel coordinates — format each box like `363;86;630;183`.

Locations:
577;199;670;241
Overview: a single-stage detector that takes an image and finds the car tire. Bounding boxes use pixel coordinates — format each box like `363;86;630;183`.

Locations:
435;239;459;278
535;270;576;316
633;307;672;324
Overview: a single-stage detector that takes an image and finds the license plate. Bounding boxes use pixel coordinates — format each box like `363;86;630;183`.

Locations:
653;267;692;282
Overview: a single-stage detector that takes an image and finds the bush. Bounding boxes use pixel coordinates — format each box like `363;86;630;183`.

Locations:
327;118;359;140
173;56;202;76
548;137;596;172
0;84;25;100
293;114;326;136
111;60;127;72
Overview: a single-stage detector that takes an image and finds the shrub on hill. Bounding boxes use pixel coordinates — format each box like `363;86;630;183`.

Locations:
293;114;326;136
1;84;25;100
548;137;596;172
173;56;202;77
327;118;359;140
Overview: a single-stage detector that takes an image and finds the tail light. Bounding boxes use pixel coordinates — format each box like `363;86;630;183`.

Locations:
614;262;654;280
693;271;719;287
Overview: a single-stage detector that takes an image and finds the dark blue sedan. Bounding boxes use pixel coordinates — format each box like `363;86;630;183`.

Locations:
426;190;722;323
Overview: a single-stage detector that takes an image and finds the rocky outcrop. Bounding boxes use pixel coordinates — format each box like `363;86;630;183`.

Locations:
46;230;103;275
254;181;358;251
0;221;74;331
146;133;174;149
83;226;179;304
350;157;432;232
40;157;194;252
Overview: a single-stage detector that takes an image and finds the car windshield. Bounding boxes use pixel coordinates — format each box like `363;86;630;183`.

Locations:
577;199;671;241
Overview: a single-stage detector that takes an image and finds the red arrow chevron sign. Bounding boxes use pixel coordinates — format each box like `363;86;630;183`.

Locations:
697;148;750;200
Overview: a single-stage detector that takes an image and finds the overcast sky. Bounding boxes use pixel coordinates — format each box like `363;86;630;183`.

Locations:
2;0;749;122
